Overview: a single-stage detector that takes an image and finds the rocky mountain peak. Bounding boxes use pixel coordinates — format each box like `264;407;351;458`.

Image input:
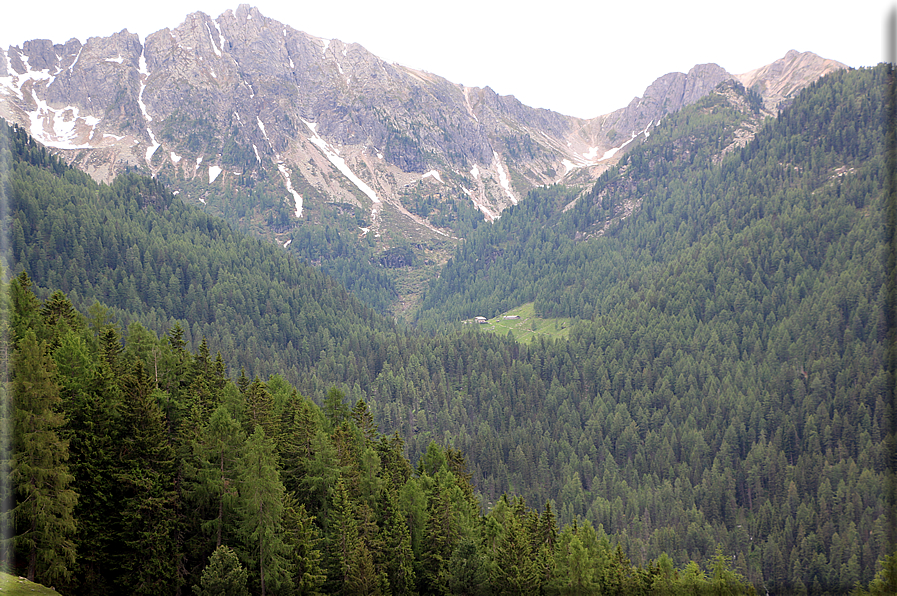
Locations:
736;50;847;110
0;9;846;245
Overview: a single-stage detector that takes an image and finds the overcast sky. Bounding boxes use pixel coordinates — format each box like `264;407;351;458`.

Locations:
1;0;892;118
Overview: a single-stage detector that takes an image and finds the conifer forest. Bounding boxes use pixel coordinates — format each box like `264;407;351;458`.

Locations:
0;64;895;595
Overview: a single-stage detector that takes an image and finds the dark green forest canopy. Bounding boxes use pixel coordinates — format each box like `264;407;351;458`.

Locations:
2;63;895;594
5;274;758;595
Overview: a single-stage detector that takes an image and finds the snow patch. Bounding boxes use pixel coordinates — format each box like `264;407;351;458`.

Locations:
105;55;124;64
252;144;260;162
283;239;292;247
215;21;225;46
562;159;576;174
599;120;653;162
199;197;206;204
493;151;516;204
2;55;109;149
422;170;443;183
171;152;182;163
257;117;268;139
27;92;100;149
583;146;599;160
303;119;380;205
208;165;222;183
137;50;161;164
68;46;82;72
470;164;479;178
206;23;222;57
599;146;623;161
277;163;303;218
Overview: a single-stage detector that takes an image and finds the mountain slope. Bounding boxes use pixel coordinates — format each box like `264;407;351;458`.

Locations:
0;17;841;221
4;119;393;382
416;78;769;324
0;7;845;318
413;65;892;592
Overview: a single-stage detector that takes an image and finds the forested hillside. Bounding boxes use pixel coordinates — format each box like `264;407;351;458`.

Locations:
6;123;394;382
4;273;757;595
2;63;895;594
410;66;895;591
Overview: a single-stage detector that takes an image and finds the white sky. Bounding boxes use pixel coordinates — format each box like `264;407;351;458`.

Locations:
1;0;892;118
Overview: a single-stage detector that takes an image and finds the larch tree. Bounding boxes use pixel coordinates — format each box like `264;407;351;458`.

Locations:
236;425;291;596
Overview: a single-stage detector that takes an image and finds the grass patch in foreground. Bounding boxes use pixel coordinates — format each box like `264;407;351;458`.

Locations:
475;303;573;343
0;572;62;595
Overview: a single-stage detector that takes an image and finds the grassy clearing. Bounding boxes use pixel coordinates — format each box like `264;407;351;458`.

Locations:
474;303;573;343
0;573;61;595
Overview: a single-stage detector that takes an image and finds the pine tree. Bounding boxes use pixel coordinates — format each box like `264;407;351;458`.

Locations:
380;488;416;595
446;537;489;596
323;478;383;595
490;500;539;596
193;404;246;549
10;330;77;585
8;272;42;348
420;472;459;595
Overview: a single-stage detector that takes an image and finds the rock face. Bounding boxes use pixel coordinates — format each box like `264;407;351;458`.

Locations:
0;5;847;240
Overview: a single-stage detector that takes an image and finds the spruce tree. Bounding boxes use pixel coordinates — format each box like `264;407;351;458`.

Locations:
10;330;77;585
194;545;249;596
114;364;180;595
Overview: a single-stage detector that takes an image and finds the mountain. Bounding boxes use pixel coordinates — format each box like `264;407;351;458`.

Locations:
0;6;846;317
737;49;847;110
4;53;891;593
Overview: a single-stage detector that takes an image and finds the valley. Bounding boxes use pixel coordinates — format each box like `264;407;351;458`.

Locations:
0;7;891;595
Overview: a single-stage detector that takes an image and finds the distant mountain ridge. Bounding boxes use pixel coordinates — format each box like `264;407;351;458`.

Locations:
0;5;845;243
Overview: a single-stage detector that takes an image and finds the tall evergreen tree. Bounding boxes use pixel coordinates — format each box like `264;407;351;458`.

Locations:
53;331;121;595
236;425;292;596
114;364;180;595
282;496;326;596
9;330;77;585
193;545;250;596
